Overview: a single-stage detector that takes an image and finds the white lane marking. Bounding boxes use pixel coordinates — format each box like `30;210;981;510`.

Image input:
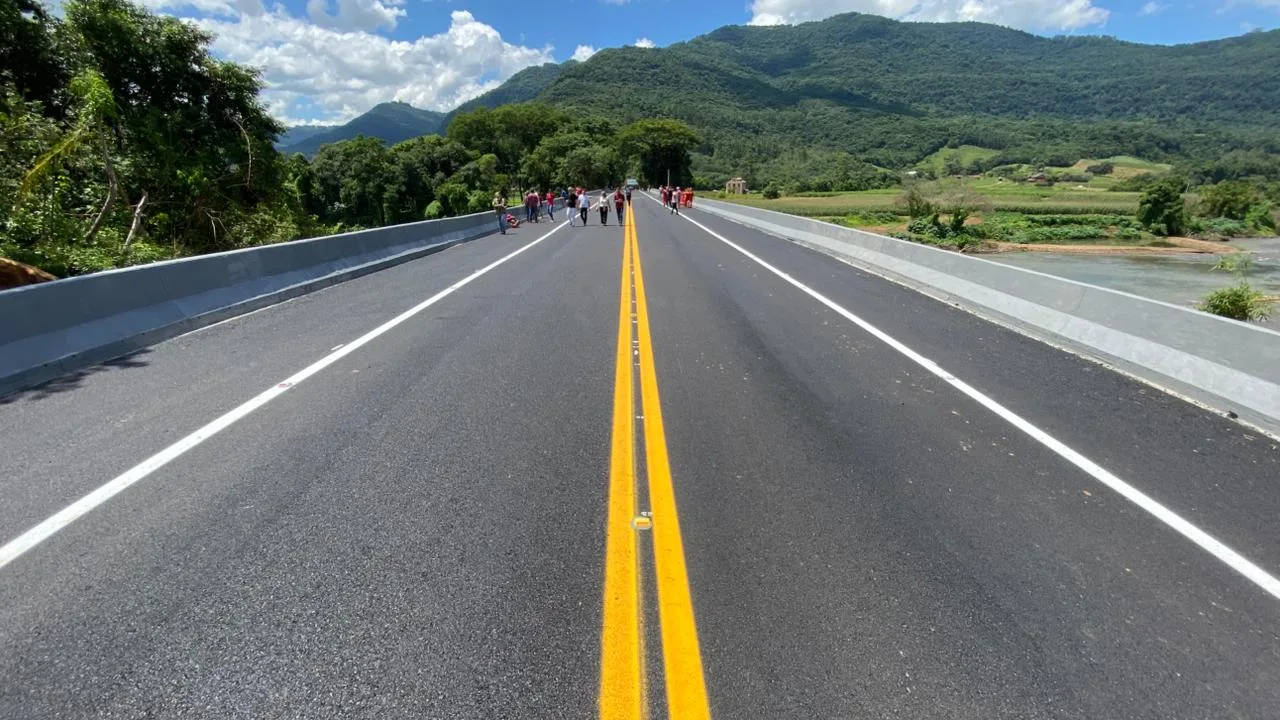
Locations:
660;199;1280;601
0;223;567;572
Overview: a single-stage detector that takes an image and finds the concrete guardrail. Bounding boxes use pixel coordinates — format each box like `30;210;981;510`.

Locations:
695;197;1280;437
0;204;555;396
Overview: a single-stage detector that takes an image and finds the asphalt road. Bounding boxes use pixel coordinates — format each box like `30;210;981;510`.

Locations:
2;197;1278;719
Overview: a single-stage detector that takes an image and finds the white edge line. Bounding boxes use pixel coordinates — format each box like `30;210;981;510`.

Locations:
653;194;1280;601
0;222;567;571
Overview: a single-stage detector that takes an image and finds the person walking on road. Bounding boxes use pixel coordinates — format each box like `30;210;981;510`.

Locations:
578;190;590;226
613;187;625;225
492;192;507;235
669;186;681;215
545;190;556;221
660;185;669;207
597;191;610;225
625;185;632;205
567;188;578;226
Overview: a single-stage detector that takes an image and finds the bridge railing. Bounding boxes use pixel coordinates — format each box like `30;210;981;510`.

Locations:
0;203;556;396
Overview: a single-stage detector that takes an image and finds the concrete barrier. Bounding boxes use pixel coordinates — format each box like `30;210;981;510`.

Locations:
694;197;1280;436
0;204;554;396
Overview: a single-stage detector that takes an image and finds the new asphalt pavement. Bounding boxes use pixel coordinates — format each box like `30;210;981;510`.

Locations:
1;196;1277;719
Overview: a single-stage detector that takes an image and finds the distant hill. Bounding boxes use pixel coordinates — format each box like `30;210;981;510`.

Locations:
276;125;332;149
281;101;447;156
467;13;1279;171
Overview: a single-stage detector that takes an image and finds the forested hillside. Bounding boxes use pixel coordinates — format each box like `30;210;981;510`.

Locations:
449;62;570;116
468;12;1280;188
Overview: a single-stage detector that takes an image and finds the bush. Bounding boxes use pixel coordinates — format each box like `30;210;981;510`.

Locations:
1245;202;1275;231
1213;253;1255;275
424;200;444;219
1195;217;1250;238
1086;162;1115;175
899;184;934;218
762;184;780;200
1199;283;1271;322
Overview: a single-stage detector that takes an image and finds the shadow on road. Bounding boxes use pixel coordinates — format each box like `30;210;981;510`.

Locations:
0;349;152;405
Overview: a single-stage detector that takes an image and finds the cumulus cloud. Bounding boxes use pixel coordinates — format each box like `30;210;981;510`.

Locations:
748;0;1110;32
190;9;555;124
634;37;656;47
571;44;599;61
305;0;406;32
1139;1;1165;14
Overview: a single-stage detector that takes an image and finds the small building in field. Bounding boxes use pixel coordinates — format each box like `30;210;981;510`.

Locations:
726;177;748;194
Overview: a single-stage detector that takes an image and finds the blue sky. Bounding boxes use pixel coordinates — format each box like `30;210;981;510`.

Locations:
135;0;1279;124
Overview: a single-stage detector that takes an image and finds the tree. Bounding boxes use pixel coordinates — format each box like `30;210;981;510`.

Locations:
617;119;701;187
18;69;120;245
1200;180;1256;220
309;136;393;226
0;0;67;110
1138;177;1186;236
561;145;618;189
384;134;473;222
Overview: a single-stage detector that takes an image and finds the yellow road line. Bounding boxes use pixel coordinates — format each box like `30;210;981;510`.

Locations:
628;202;713;720
600;207;642;720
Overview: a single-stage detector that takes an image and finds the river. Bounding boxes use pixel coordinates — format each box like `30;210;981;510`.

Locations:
984;238;1280;326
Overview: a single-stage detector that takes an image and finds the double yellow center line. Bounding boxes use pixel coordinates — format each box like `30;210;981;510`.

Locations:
600;203;712;720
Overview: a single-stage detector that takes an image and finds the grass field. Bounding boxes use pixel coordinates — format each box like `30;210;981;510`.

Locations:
915;145;1003;175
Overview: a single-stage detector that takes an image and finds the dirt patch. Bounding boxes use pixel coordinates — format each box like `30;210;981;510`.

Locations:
1166;236;1241;253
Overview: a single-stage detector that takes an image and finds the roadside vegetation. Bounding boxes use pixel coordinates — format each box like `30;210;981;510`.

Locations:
0;0;699;281
1199;254;1274;322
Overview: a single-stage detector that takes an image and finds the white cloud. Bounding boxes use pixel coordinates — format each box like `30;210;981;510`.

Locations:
634;37;656;47
748;0;1110;32
193;9;555;124
571;44;598;61
305;0;406;32
1139;1;1165;14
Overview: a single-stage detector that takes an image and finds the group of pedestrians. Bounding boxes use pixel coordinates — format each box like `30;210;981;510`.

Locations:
566;186;632;227
492;183;649;235
660;185;687;215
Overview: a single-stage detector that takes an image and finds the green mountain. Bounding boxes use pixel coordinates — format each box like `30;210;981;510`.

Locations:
467;13;1279;178
276;125;332;149
282;101;447;156
449;62;572;116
